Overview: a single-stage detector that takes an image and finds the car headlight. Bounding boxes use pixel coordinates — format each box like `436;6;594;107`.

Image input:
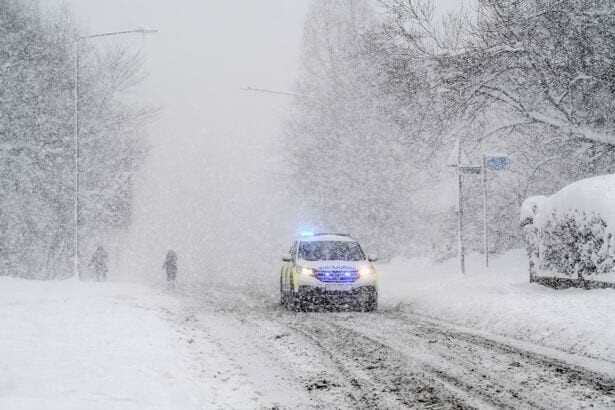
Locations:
297;266;315;276
358;265;375;278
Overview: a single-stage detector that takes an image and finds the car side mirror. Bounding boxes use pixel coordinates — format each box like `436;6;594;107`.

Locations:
368;254;378;262
282;256;292;262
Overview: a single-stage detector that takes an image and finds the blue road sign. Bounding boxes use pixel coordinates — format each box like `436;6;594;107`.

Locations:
486;155;511;171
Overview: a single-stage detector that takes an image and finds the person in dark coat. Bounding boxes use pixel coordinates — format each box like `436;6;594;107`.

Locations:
89;246;109;282
162;250;178;286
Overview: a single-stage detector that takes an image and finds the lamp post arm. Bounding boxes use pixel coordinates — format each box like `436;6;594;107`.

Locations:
242;87;307;98
79;29;158;41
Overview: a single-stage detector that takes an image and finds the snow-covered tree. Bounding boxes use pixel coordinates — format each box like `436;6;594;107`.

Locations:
285;0;450;258
376;0;615;255
0;0;149;278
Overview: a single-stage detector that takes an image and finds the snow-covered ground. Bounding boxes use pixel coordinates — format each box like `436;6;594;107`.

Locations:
379;249;615;364
3;250;615;409
0;278;244;410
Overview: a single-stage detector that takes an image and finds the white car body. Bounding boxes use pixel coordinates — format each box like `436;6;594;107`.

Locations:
280;234;378;311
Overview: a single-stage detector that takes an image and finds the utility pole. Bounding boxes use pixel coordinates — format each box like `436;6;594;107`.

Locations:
448;138;472;275
73;41;80;280
457;139;465;275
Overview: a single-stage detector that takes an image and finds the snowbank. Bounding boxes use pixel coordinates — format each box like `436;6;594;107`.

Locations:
519;195;546;226
522;174;615;281
0;278;209;410
533;174;615;235
378;250;615;363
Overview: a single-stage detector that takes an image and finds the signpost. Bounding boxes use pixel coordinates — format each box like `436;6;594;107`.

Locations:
486;155;511;171
448;139;471;275
460;166;482;175
481;154;511;268
456;142;465;275
449;140;511;273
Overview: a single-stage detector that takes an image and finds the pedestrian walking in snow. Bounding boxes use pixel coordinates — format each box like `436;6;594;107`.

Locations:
89;246;109;282
163;250;178;288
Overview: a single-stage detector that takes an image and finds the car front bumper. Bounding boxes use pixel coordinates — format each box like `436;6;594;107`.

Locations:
296;284;377;305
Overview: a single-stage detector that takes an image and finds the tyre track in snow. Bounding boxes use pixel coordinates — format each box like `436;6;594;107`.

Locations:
410;311;615;368
321;322;516;409
322;318;548;409
408;314;615;402
173;282;615;409
324;312;615;409
182;283;487;408
287;319;485;409
173;282;363;408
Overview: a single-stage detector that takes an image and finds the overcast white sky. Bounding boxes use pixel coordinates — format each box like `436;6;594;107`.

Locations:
64;0;465;280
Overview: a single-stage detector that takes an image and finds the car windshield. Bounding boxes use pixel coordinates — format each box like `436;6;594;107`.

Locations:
298;241;365;261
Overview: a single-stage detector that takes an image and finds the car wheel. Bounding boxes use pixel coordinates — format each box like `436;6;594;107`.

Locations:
300;293;315;312
286;281;297;311
280;271;287;306
367;292;378;312
358;287;377;312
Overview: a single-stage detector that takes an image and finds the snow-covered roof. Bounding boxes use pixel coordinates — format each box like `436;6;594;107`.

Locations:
300;234;355;242
532;174;615;234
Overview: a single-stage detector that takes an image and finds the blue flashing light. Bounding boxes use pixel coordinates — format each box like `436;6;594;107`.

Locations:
300;231;315;237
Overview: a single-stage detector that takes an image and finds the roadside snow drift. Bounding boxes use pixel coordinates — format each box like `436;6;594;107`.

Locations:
0;278;208;410
533;174;615;235
378;250;615;364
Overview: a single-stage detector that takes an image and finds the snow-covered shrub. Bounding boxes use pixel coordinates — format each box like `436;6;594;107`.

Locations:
539;211;613;278
522;175;615;282
0;2;149;278
520;196;546;228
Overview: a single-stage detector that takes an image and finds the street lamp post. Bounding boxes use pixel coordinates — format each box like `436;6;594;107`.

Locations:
73;27;157;280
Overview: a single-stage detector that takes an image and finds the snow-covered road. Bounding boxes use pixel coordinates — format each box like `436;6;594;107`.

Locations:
3;264;615;409
174;279;615;409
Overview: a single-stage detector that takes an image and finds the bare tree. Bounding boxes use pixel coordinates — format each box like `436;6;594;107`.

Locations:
375;0;615;254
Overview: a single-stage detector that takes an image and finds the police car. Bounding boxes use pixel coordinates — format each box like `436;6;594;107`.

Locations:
280;232;378;311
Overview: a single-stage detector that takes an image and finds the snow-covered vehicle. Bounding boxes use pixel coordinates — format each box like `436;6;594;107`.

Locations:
280;233;378;311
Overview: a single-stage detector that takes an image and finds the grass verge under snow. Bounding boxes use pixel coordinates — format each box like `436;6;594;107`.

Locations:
379;249;615;363
0;278;208;410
